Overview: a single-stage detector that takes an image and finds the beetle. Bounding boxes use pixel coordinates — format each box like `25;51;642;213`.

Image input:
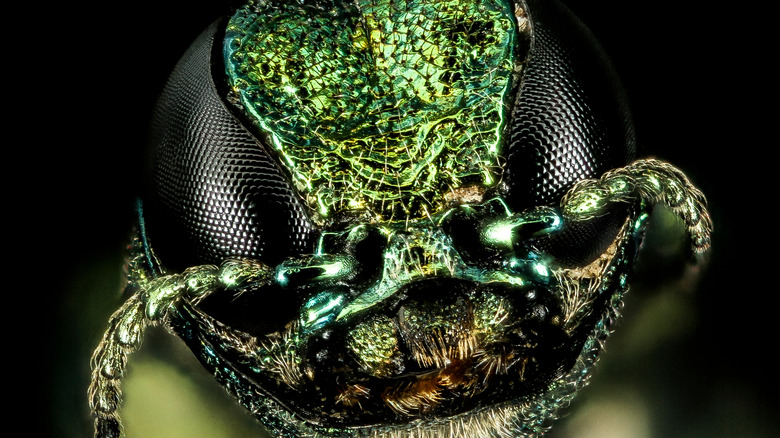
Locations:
89;0;712;437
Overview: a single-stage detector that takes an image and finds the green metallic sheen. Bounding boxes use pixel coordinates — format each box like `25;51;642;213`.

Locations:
481;206;562;250
225;0;521;221
301;290;348;332
329;205;555;321
348;315;403;378
87;0;717;433
90;157;713;437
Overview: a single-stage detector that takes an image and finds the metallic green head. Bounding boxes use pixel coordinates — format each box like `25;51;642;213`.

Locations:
88;1;713;438
225;0;520;221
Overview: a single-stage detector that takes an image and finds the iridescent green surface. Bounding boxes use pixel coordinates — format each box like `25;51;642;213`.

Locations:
89;156;713;437
88;0;716;434
225;0;520;221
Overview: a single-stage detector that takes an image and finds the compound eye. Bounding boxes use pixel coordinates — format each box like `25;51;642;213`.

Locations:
142;21;316;271
500;0;635;212
493;0;637;268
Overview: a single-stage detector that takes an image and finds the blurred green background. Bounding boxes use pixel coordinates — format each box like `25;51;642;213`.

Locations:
24;0;776;437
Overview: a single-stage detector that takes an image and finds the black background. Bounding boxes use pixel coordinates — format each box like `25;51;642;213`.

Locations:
17;0;775;436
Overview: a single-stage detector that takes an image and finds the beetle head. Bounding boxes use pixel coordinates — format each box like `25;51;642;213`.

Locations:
139;0;648;436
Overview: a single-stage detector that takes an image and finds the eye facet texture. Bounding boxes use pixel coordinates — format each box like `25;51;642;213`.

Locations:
144;20;315;270
224;0;518;221
89;1;711;438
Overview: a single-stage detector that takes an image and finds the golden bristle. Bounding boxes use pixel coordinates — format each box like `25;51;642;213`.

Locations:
336;384;371;409
382;374;445;416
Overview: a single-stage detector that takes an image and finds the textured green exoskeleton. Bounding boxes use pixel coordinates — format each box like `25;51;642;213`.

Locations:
89;0;712;437
224;0;518;221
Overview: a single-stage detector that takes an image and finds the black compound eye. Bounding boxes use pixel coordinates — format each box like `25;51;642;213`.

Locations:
501;0;635;211
142;21;316;271
87;1;713;437
493;0;637;268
